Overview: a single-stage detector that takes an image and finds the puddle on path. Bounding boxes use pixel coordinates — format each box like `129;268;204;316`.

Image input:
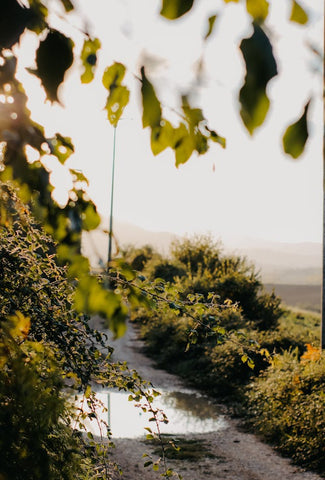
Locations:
77;389;227;438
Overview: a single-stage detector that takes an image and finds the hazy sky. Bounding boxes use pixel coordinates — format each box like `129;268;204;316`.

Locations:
18;0;323;244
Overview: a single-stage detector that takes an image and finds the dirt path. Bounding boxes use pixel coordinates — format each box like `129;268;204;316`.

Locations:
92;317;322;480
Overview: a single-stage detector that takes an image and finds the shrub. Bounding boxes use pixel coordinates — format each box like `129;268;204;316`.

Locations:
246;350;325;472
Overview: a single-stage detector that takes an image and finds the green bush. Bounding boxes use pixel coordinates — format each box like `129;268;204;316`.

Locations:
169;236;283;330
122;245;155;272
246;350;325;472
0;329;91;480
145;258;186;283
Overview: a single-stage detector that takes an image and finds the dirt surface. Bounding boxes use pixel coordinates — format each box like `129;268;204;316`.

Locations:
91;317;322;480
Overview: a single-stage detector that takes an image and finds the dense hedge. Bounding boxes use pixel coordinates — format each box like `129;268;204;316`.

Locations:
246;350;325;473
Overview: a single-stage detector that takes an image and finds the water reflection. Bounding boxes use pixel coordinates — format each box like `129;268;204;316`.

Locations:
79;390;227;438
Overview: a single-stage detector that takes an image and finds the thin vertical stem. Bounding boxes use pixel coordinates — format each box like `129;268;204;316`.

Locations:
321;17;325;350
108;125;117;270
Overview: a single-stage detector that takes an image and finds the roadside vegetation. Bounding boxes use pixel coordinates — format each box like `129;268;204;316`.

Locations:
124;237;325;475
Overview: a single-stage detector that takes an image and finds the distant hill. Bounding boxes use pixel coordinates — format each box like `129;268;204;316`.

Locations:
82;219;178;267
82;219;322;286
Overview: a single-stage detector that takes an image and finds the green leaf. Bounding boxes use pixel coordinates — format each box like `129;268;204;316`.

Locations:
246;0;269;23
141;67;162;129
102;63;129;126
0;0;32;49
49;134;74;164
160;0;194;19
206;128;226;148
82;203;100;231
247;359;255;369
290;0;308;24
104;85;130;126
182;98;204;128
69;169;89;186
80;38;101;84
173;123;194;167
144;461;153;467
85;385;92;398
33;30;74;103
150;120;174;155
152;463;159;472
102;62;126;90
204;15;218;40
282;101;310;159
239;23;277;134
59;0;74;12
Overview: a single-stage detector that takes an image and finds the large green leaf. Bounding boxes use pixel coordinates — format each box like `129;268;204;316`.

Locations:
80;38;101;84
32;30;74;102
282;101;310;159
239;23;277;134
246;0;269;23
290;0;308;24
160;0;194;19
141;67;162;129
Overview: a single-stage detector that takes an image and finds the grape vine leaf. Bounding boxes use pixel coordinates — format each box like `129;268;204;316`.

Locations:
141;67;162;129
239;23;277;134
31;30;74;103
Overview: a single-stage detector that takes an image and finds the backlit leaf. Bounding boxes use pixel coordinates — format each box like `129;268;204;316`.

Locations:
8;311;31;339
49;133;74;164
282;100;310;159
0;0;32;49
204;15;218;40
182;97;204;128
246;0;269;23
160;0;194;19
59;0;74;12
102;62;126;90
141;67;162;129
208;129;226;148
104;85;130;126
150;120;174;155
33;30;74;103
80;38;101;84
239;23;277;134
82;203;100;231
173;123;194;167
290;1;308;25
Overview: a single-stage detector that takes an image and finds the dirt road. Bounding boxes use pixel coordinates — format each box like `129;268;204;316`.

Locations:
92;317;322;480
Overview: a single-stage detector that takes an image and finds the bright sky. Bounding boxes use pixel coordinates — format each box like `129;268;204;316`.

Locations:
17;0;323;244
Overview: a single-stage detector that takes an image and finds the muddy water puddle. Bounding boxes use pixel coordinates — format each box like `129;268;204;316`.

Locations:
77;389;227;438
